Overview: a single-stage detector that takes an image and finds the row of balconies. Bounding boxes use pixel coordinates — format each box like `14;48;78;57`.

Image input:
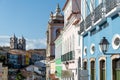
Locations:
61;51;75;62
80;0;120;34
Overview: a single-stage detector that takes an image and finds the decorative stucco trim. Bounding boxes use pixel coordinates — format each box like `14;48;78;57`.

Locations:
98;56;106;61
90;57;96;62
112;34;120;50
83;58;88;62
111;54;120;60
99;56;106;61
84;46;87;56
90;43;95;55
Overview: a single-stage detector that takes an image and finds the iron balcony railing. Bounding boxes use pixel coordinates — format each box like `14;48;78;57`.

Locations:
85;13;92;29
61;51;75;62
94;3;104;23
79;0;120;35
80;20;85;34
106;0;120;14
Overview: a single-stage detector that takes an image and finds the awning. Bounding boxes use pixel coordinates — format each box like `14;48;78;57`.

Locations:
61;70;73;78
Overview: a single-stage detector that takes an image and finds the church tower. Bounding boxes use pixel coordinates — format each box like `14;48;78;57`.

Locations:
10;35;26;50
10;34;18;49
18;36;26;50
46;4;64;80
21;36;26;50
47;4;64;59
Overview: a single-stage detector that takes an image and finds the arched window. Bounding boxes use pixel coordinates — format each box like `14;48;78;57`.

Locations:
91;61;95;80
83;61;87;70
56;28;61;37
112;58;120;80
100;60;105;80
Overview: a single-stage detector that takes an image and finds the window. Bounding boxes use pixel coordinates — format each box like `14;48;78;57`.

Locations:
112;58;120;80
70;51;72;60
100;60;105;80
84;47;87;56
56;28;61;37
83;61;87;70
91;61;95;80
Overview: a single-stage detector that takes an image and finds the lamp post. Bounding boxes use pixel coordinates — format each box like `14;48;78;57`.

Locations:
99;37;120;55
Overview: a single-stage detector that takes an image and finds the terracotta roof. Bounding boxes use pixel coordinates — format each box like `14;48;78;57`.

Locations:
21;70;32;77
27;49;46;53
49;74;56;79
9;50;26;55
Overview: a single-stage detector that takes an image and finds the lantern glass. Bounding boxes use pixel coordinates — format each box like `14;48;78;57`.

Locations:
99;37;109;53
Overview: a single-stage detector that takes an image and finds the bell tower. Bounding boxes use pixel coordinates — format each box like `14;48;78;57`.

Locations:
18;36;26;50
10;35;26;50
21;36;26;50
10;34;18;49
47;4;64;59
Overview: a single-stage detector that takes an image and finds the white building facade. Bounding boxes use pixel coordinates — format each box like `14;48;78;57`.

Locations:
61;0;81;80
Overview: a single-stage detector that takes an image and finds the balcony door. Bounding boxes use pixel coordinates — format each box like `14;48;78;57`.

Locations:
91;61;95;80
100;60;105;80
112;58;120;80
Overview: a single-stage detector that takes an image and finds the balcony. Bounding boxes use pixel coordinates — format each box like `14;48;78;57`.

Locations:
79;0;120;35
61;51;75;62
106;0;120;14
85;13;92;29
80;21;85;34
94;3;104;23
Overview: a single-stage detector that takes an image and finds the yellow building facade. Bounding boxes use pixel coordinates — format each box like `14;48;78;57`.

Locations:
2;67;8;80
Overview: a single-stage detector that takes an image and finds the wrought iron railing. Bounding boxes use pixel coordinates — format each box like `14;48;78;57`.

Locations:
85;13;92;29
61;51;75;62
80;20;85;34
106;0;120;14
79;0;120;35
94;3;103;23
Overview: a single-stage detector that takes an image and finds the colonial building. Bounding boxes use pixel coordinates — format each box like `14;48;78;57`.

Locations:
8;50;26;68
0;63;8;80
46;4;64;80
8;35;27;69
27;49;46;64
79;0;120;80
2;66;8;80
61;0;81;80
10;34;26;50
54;31;62;80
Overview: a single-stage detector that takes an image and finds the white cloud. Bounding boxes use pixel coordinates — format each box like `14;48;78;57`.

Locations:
26;38;46;50
0;35;46;50
0;35;10;47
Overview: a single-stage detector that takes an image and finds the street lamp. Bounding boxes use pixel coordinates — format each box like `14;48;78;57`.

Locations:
99;37;109;54
99;37;120;55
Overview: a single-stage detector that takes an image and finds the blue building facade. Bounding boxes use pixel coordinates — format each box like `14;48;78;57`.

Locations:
80;0;120;80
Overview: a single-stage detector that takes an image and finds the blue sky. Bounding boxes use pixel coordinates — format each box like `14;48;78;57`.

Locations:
0;0;65;49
